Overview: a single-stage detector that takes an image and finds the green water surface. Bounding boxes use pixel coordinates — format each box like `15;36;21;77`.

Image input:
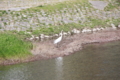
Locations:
0;41;120;80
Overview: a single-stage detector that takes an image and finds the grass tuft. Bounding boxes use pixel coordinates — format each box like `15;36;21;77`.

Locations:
0;33;32;59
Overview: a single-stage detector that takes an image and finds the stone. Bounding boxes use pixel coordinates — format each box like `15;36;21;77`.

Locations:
54;34;59;37
118;25;120;28
25;31;31;34
100;27;105;30
29;35;35;41
40;34;45;39
63;32;68;36
92;28;97;32
44;35;50;38
82;28;92;33
35;37;39;40
96;28;101;31
72;28;80;34
111;23;117;30
67;31;71;35
82;28;87;33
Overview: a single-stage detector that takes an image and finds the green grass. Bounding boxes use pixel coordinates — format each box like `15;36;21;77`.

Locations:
112;18;120;26
104;0;120;11
0;33;32;59
105;3;119;11
20;0;89;13
31;18;113;35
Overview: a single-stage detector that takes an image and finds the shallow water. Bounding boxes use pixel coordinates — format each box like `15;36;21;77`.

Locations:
0;41;120;80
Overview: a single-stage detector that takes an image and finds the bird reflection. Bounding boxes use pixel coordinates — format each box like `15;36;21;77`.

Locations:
55;57;63;80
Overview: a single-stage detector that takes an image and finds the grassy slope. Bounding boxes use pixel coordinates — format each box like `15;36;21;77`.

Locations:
22;0;120;35
0;33;32;60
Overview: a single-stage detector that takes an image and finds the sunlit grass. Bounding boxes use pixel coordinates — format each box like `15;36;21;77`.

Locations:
105;3;120;11
0;33;32;59
21;0;88;12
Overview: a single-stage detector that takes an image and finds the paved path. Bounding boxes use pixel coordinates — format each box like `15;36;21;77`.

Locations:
89;1;108;10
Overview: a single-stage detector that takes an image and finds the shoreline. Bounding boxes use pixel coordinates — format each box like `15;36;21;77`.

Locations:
0;29;120;65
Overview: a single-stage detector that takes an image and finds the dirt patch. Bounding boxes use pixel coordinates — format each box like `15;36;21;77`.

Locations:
0;29;120;65
31;29;120;59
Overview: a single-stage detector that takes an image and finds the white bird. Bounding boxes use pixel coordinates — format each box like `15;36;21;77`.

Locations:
54;30;63;47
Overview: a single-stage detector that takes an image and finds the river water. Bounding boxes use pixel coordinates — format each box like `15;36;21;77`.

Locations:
0;41;120;80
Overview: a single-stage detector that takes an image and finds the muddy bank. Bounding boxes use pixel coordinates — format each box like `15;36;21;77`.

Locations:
31;29;120;58
0;29;120;65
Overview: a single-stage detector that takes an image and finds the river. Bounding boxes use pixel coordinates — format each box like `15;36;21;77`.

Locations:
0;41;120;80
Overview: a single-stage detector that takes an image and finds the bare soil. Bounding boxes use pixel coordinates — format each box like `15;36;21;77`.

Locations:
0;29;120;65
31;29;120;59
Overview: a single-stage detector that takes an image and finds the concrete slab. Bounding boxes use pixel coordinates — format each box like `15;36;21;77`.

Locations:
89;1;108;10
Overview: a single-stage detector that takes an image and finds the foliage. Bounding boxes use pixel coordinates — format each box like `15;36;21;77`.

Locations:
104;0;120;11
0;33;32;59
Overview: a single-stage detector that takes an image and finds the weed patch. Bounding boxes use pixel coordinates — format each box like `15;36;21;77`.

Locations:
0;33;32;59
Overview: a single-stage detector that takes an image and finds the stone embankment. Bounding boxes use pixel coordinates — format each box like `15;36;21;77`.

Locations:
27;24;120;41
0;0;120;32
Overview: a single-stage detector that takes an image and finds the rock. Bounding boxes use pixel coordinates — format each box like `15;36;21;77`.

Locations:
63;32;68;36
35;37;39;40
100;27;105;30
44;35;50;38
54;34;59;37
92;28;97;32
67;31;71;35
72;28;80;34
22;14;27;17
86;29;92;33
29;35;35;41
82;28;92;33
105;27;113;30
118;25;120;28
96;28;101;31
82;28;87;33
40;34;45;39
25;31;31;34
111;23;117;30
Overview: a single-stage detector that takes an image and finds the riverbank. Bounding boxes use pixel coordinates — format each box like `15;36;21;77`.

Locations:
0;0;120;65
0;29;120;65
31;29;120;59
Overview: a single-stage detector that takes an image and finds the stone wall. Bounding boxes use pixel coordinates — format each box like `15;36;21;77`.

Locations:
0;4;120;31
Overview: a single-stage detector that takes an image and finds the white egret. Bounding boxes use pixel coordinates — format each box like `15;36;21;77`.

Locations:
54;30;63;47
